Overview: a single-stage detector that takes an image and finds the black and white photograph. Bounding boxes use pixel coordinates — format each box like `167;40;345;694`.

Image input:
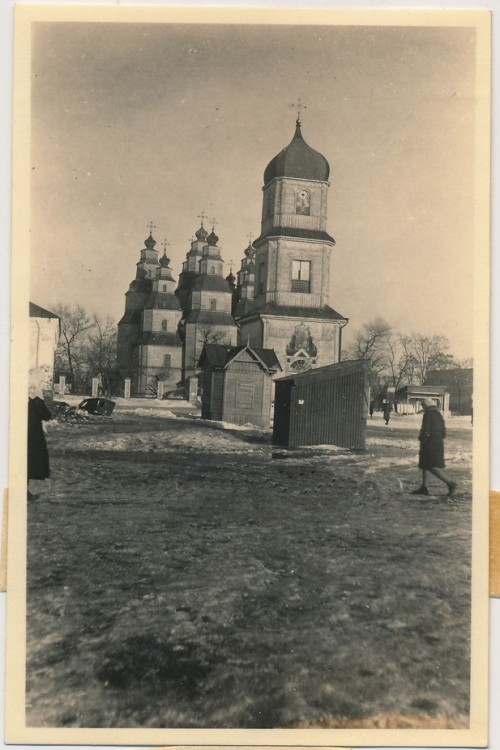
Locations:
4;4;490;747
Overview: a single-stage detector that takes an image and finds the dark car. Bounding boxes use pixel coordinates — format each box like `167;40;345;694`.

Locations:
162;388;187;401
79;398;116;416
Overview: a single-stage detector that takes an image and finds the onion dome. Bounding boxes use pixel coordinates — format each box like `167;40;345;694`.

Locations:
226;270;236;286
244;242;255;259
263;118;330;185
159;250;170;268
195;224;208;241
207;230;219;246
144;232;156;249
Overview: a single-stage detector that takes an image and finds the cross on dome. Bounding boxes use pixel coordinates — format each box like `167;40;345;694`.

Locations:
290;97;307;125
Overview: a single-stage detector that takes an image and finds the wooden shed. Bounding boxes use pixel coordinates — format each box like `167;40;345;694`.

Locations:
394;384;449;415
273;359;369;449
198;344;281;428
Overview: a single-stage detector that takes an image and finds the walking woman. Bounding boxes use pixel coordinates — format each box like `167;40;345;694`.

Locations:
412;398;457;498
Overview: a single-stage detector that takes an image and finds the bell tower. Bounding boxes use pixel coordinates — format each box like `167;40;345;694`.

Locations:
237;113;347;374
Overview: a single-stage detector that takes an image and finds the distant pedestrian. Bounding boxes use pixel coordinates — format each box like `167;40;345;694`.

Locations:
28;368;52;502
382;400;392;425
411;397;456;498
369;399;374;418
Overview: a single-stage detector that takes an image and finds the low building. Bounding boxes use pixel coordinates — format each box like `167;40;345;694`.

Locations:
198;343;281;429
273;359;369;449
395;384;449;415
425;368;472;415
29;302;60;392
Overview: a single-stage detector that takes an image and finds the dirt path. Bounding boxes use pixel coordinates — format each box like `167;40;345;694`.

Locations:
26;414;472;728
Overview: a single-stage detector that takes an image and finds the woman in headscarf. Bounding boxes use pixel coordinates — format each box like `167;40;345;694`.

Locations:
28;368;52;501
412;397;457;498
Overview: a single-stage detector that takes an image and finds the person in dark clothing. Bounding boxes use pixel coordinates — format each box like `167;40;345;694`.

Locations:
369;399;375;418
412;398;457;498
382;400;392;425
28;369;52;501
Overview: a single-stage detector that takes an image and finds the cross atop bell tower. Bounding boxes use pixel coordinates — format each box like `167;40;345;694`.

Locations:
290;97;307;125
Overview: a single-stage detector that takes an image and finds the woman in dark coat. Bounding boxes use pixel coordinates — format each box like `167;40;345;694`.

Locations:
412;398;456;498
28;369;52;500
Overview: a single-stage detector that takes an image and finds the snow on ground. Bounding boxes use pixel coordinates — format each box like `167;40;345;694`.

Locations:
54;394;194;412
48;398;472;461
50;428;243;454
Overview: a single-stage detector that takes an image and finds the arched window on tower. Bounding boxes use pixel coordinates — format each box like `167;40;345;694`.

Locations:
210;265;215;274
296;189;310;216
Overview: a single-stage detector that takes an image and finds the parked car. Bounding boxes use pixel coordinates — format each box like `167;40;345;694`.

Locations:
162;388;186;401
79;398;116;416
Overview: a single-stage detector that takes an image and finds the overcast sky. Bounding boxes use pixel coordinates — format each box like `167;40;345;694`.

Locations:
29;17;478;359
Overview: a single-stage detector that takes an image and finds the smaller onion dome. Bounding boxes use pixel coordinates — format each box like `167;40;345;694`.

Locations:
144;232;156;249
195;224;208;241
226;270;236;285
159;250;170;268
207;230;219;246
244;242;255;259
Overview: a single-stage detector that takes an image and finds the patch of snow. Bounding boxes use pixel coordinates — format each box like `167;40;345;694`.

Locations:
119;408;177;419
301;444;347;453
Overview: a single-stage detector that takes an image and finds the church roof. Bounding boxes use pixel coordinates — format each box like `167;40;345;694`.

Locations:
198;344;281;372
238;301;347;322
128;277;153;293
277;359;367;384
253;227;335;246
29;302;59;319
263;119;330;185
192;275;232;293
118;310;142;326
184;310;238;327
144;294;181;311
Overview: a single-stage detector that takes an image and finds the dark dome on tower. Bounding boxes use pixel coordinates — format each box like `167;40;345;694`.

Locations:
207;230;219;246
263;119;330;185
195;224;208;241
144;233;156;249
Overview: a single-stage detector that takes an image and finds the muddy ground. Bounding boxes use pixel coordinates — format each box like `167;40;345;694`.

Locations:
26;411;472;729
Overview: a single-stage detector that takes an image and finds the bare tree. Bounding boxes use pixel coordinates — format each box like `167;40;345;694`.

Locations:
84;314;118;394
346;317;393;387
54;304;93;390
406;333;455;384
346;319;459;390
399;335;420;385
